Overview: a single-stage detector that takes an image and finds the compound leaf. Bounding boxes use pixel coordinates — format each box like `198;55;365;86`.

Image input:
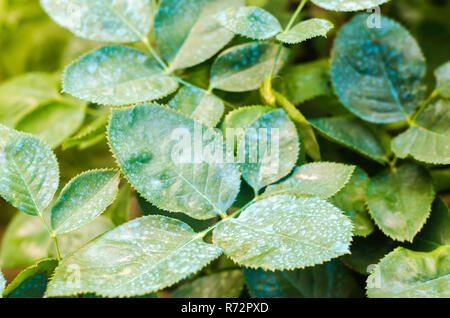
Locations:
154;0;244;70
366;164;435;242
435;61;450;98
51;169;120;235
277;19;333;44
46;215;222;297
0;125;59;216
213;195;353;270
367;246;450;298
210;42;287;92
216;6;282;40
41;0;155;42
311;0;390;12
108;104;241;220
63;46;178;106
331;14;426;123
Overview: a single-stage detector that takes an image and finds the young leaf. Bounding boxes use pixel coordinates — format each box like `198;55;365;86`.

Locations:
330;168;374;237
15;99;85;149
41;0;155;42
331;14;426;123
264;162;355;199
108;103;241;220
392;99;450;164
154;0;245;70
244;259;362;298
366;164;435;242
215;6;282;40
51;169;120;235
0;214;114;268
238;109;299;191
62;113;109;150
276;19;333;44
310;117;388;163
2;259;57;298
0;125;59;216
435;61;450;98
63;46;178;106
0;73;59;126
173;270;245;298
169;86;224;127
213;195;353;270
46;215;222;297
311;0;390;12
210;42;287;92
367;246;450;298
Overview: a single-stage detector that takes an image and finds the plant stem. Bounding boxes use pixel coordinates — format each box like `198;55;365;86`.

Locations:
38;212;61;261
412;90;438;122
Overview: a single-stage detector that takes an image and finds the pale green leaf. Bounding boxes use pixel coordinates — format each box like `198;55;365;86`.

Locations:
108;103;241;220
41;0;155;42
51;169;120;235
366;164;435;242
331;14;426;123
392;100;450;164
154;0;245;70
238;109;299;191
213;195;353;270
63;45;178;106
0;73;59;126
367;246;450;298
277;19;333;44
216;6;282;40
330;168;375;237
0;214;114;269
2;259;57;298
46;215;222;297
210;42;287;92
435;61;450;98
15;99;85;149
62;113;109;150
311;0;390;12
264;162;355;199
103;183;132;226
0;125;59;216
244;259;362;298
169;86;224;127
173;269;245;298
310;117;388;163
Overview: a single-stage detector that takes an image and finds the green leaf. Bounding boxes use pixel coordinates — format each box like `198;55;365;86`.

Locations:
210;42;287;92
173;269;245;298
0;214;114;269
103;183;132;226
15;99;85;149
46;215;222;297
62;113;109;150
215;6;282;40
238;109;299;191
41;0;155;42
331;14;426;123
277;19;333;44
435;61;450;98
264;162;355;199
311;0;390;12
244;259;362;298
367;246;450;298
310;117;388;163
366;164;435;242
108;103;241;220
2;259;57;298
169;86;224;127
154;0;245;70
51;169;120;235
0;270;5;298
0;73;59;126
412;198;450;251
392;99;450;164
274;59;331;105
213;195;353;270
0;125;59;216
330;168;375;237
63;46;178;106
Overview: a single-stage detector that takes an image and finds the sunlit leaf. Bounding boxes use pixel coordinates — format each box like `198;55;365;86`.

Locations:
277;19;333;44
311;0;390;12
